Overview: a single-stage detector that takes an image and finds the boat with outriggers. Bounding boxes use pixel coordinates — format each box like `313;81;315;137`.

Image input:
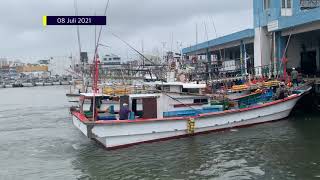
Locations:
70;81;311;149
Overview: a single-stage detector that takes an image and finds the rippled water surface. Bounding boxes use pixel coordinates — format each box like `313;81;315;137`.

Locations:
0;86;320;180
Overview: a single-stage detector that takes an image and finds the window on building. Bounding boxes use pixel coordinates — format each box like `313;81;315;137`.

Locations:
264;0;271;10
282;0;292;8
300;0;320;10
281;0;293;16
287;0;292;8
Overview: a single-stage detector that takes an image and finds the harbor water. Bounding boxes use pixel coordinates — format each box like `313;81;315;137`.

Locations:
0;86;320;180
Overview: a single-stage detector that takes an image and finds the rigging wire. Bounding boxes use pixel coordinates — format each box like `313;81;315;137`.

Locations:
110;32;165;80
74;0;82;59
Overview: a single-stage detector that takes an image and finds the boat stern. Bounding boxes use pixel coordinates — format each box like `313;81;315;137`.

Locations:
71;111;94;138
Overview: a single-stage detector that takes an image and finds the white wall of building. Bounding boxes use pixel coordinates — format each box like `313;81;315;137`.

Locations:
254;27;272;75
0;58;8;67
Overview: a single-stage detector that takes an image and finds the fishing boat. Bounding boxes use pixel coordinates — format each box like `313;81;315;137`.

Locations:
21;82;34;87
70;82;311;149
61;81;71;85
35;82;44;86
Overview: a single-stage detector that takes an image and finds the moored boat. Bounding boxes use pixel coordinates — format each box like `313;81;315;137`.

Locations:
35;82;44;86
70;84;311;149
5;84;13;88
61;81;71;85
22;82;34;87
53;82;61;85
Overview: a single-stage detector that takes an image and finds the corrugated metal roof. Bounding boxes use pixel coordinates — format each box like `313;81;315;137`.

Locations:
182;29;255;54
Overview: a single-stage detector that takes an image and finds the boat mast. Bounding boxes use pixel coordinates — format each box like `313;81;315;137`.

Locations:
74;0;85;92
281;32;293;81
92;0;110;121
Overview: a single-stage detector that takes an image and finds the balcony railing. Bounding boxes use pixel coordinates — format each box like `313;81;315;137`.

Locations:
301;0;320;9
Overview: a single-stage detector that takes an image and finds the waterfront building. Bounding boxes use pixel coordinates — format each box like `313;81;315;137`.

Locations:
183;0;320;78
38;59;50;65
0;58;8;68
0;65;10;76
16;64;49;73
101;54;121;67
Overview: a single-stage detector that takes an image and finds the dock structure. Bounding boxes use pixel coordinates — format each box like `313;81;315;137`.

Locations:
183;0;320;79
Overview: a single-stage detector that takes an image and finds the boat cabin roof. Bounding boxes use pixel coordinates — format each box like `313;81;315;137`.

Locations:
129;93;161;99
80;93;161;99
156;82;206;89
80;93;108;97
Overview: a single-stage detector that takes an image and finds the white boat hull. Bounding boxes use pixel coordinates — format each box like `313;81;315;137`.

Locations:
72;94;301;149
61;81;70;85
44;82;53;86
22;83;34;87
4;84;13;88
35;82;44;86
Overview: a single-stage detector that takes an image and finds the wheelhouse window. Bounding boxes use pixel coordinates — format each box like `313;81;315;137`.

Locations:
182;88;200;94
193;99;208;104
264;0;271;10
82;99;92;112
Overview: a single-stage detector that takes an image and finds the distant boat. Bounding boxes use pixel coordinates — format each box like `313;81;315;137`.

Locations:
35;82;44;86
22;83;34;87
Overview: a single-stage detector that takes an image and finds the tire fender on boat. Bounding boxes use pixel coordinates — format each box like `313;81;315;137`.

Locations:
187;118;195;134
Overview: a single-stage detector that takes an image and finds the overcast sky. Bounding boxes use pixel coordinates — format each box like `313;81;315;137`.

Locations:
0;0;253;62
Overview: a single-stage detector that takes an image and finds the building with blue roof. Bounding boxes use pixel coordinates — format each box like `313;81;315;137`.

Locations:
183;0;320;77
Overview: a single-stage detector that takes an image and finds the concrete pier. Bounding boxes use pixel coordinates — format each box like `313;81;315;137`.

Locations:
0;81;71;89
